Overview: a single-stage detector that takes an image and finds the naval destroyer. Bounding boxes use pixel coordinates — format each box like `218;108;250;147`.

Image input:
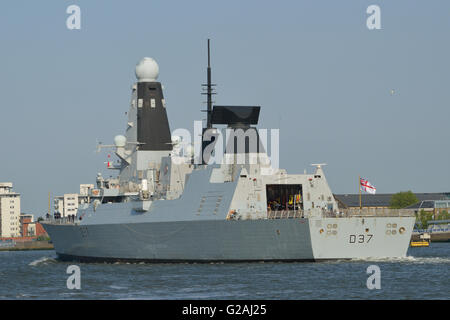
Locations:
43;42;415;262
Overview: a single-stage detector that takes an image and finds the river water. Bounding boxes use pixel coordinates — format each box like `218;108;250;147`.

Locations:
0;243;448;300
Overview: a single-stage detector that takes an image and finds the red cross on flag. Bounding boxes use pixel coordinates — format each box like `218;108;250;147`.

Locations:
360;178;376;194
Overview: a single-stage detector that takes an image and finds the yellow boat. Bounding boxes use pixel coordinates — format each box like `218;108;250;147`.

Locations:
410;240;430;247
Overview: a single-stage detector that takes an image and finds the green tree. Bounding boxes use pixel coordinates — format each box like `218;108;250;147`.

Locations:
389;191;419;209
417;209;434;229
437;210;449;220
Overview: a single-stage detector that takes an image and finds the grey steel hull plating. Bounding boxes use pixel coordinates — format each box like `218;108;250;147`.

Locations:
44;219;315;262
43;215;415;262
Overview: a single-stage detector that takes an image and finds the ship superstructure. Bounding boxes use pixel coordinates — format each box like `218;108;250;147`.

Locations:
42;43;415;262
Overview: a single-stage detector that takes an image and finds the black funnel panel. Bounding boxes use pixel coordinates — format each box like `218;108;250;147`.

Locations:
137;82;172;151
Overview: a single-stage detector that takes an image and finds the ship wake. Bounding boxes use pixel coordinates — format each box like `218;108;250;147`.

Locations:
29;256;58;266
349;256;450;264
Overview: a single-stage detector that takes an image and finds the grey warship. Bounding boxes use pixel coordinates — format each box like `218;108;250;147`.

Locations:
42;43;415;262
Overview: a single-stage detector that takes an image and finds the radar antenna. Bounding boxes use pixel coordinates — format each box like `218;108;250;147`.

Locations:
95;139;144;153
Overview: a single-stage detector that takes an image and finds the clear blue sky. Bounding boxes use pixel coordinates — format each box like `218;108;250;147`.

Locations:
1;0;449;216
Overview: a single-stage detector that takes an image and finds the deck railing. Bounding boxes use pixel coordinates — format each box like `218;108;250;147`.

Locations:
42;216;79;225
341;208;415;217
267;210;304;219
266;208;415;219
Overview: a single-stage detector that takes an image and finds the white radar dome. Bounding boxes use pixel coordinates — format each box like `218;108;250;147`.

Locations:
135;57;159;82
114;135;127;147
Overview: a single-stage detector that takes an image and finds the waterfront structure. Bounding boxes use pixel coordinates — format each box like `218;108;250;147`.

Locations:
18;214;47;238
20;214;34;236
54;193;79;218
0;183;21;238
405;199;450;212
54;185;94;218
335;193;450;209
54;194;78;218
63;194;78;218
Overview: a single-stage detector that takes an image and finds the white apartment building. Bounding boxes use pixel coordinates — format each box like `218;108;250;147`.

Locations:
63;194;78;217
54;184;93;218
54;193;80;218
0;182;21;238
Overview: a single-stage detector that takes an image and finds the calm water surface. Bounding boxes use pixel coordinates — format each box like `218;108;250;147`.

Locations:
0;244;448;299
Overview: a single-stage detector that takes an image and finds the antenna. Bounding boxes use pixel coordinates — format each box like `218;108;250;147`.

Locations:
201;39;216;129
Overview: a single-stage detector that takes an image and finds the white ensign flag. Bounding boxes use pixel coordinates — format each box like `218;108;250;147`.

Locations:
360;178;376;194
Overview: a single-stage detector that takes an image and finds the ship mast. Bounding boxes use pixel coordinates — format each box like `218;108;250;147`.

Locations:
202;39;215;129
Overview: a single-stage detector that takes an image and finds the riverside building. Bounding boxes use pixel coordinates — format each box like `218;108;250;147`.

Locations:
0;183;21;238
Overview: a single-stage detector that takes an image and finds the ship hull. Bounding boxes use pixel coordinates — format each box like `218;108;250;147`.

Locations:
43;216;415;262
